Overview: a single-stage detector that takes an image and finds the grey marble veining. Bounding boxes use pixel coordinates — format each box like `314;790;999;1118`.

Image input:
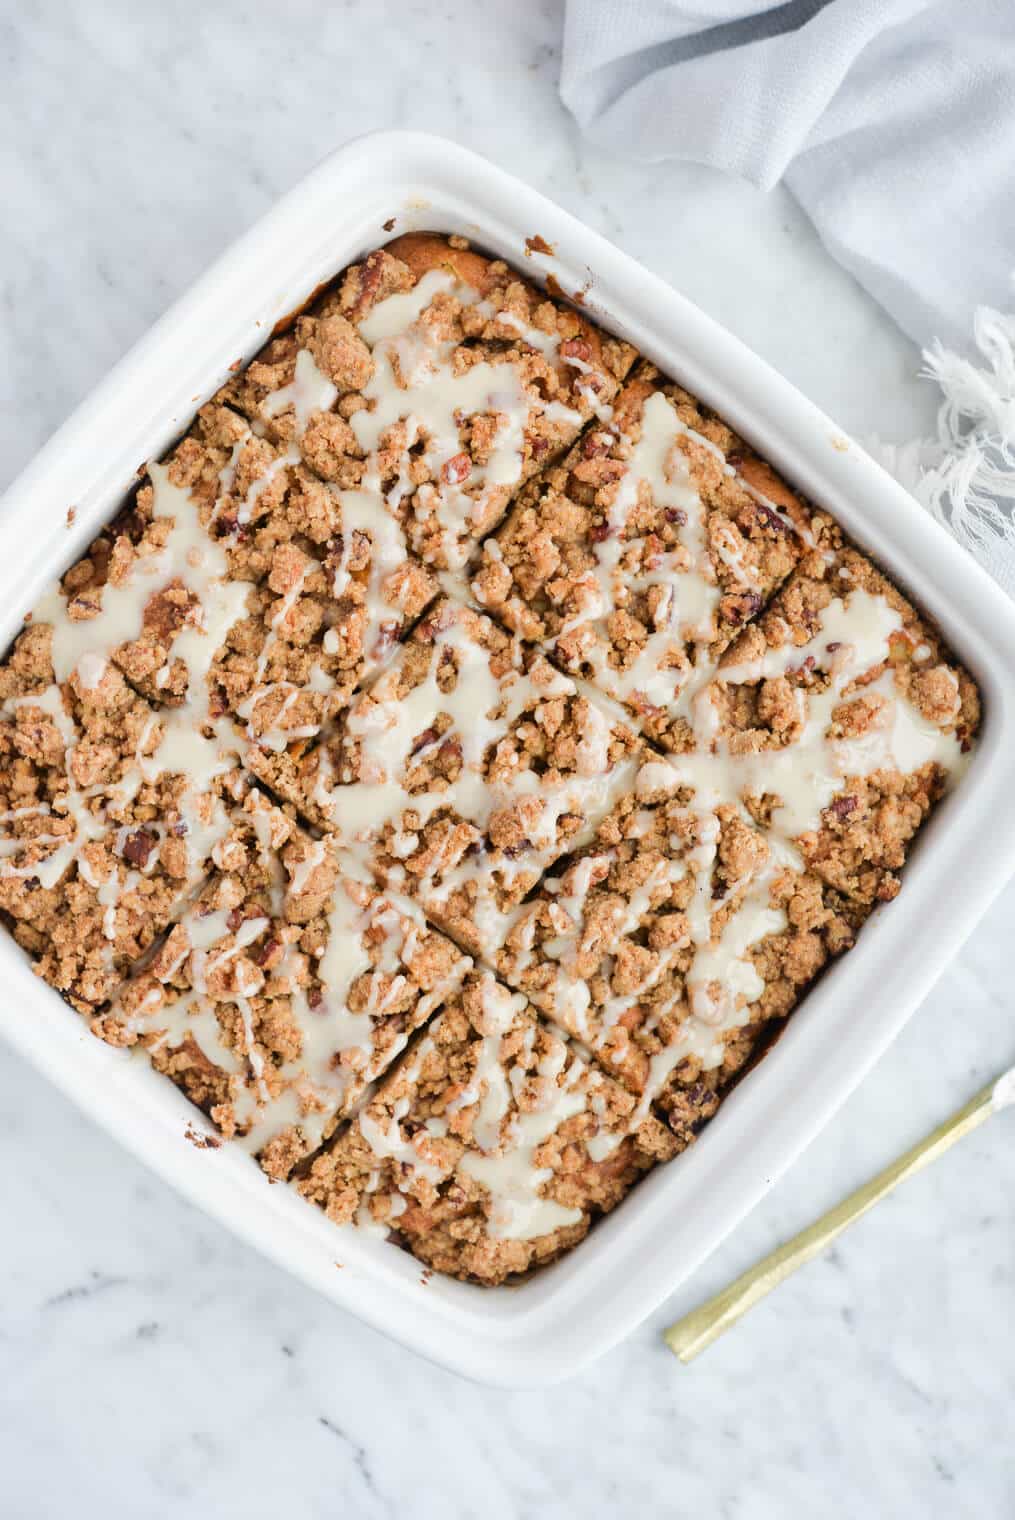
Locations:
1;3;1013;1517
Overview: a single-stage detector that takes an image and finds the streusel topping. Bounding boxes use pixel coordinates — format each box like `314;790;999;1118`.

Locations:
0;234;979;1284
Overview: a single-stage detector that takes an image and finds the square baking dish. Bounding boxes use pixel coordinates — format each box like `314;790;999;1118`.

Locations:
3;130;1015;1388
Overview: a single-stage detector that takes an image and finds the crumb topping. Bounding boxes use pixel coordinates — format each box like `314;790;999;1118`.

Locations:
0;235;979;1285
220;234;636;574
92;791;470;1176
494;758;858;1118
297;970;675;1283
285;599;641;955
470;367;812;749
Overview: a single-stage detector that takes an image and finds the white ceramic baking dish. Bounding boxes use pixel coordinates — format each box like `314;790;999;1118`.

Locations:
3;130;1015;1388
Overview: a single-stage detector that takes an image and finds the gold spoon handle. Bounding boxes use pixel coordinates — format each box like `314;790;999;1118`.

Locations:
664;1079;998;1363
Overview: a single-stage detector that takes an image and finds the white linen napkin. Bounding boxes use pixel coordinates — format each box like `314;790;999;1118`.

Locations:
560;0;1015;587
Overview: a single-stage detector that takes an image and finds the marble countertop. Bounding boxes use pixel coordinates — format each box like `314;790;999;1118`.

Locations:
2;4;1013;1516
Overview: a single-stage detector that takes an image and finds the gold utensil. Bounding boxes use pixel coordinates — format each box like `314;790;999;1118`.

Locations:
664;1064;1015;1363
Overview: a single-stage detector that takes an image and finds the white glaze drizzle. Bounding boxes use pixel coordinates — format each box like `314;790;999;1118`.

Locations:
356;973;602;1243
510;585;968;1117
112;838;469;1158
534;392;757;722
457;976;588;1240
554;393;720;701
682;587;967;845
312;608;637;947
312;266;605;570
0;448;293;961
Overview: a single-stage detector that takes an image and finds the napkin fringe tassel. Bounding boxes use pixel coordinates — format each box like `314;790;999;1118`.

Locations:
918;304;1015;566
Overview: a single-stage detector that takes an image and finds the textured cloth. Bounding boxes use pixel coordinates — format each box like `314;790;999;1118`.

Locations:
560;0;1015;354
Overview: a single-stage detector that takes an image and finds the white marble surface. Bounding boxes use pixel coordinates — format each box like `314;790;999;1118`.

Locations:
1;4;1013;1516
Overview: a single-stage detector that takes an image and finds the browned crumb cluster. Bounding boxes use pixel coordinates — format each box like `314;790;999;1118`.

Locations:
0;232;980;1285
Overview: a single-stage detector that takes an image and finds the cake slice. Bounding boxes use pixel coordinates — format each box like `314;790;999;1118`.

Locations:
26;399;437;770
0;639;248;1011
493;754;859;1130
699;533;979;907
36;405;299;713
93;791;470;1177
296;970;677;1284
220;233;637;573
254;598;643;957
470;364;816;752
